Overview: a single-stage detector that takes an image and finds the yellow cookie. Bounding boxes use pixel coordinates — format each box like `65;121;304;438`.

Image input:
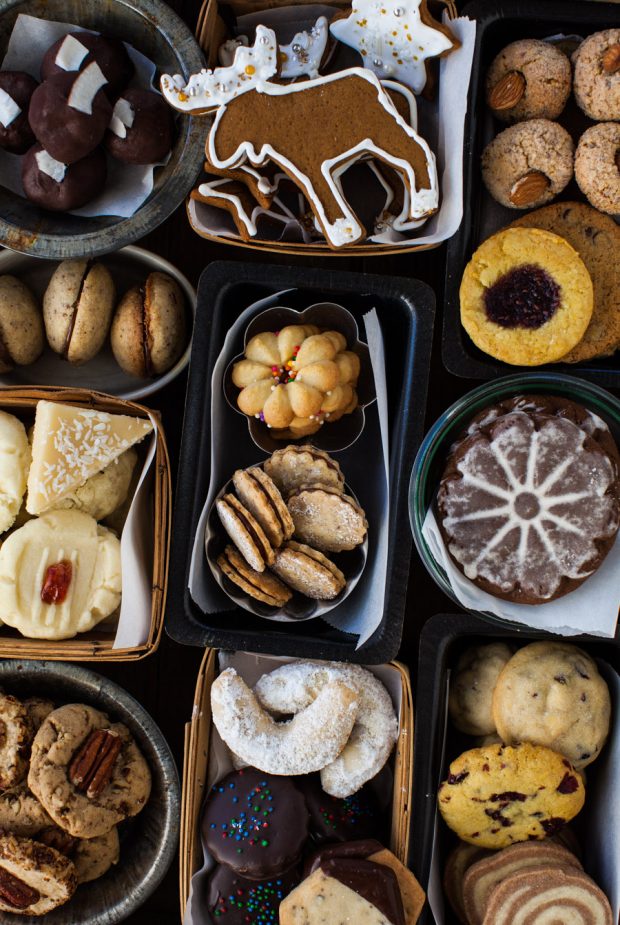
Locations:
460;228;593;366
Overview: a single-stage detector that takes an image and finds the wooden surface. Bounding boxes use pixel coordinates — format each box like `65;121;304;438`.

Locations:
93;1;473;920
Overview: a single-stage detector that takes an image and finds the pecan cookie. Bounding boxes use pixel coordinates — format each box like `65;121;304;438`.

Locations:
0;832;76;915
0;694;33;789
28;704;151;839
0;784;53;837
486;40;571;123
437;742;585;849
72;827;120;884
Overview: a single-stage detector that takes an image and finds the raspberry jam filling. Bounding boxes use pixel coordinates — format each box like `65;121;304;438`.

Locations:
484;264;561;329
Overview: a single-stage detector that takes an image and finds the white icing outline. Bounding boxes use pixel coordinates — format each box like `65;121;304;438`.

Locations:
197;177;297;237
280;17;329;79
329;0;455;94
0;87;20;129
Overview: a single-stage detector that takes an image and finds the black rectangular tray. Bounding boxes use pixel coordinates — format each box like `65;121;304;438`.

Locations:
410;612;620;925
443;0;620;384
166;261;435;663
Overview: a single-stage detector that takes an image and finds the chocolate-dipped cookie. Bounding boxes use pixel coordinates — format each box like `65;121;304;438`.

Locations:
21;144;106;212
299;774;382;844
207;864;300;924
105;88;173;164
29;67;112;164
40;32;134;100
0;71;38;154
201;768;309;879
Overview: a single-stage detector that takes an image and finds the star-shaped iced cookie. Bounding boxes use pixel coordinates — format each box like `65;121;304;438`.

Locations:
330;0;459;93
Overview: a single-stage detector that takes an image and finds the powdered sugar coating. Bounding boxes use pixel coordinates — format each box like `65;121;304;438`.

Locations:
255;661;398;798
210;668;359;776
438;412;620;603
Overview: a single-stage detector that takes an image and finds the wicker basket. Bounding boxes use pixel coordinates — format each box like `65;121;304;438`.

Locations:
191;0;458;256
0;386;170;662
179;649;414;919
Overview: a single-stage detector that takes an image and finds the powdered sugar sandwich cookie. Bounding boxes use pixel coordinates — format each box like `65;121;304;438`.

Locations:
161;26;439;249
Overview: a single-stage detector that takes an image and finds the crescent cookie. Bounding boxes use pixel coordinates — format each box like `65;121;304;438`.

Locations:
28;704;151;839
437;743;585;849
0;411;30;535
491;642;611;769
0;510;122;640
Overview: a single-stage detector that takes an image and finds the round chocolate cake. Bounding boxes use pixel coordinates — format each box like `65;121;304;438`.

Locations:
437;402;620;604
105;88;174;165
21;144;106;211
0;71;38;154
29;69;112;164
40;32;134;100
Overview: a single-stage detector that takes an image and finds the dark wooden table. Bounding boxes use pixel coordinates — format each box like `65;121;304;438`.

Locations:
97;2;471;919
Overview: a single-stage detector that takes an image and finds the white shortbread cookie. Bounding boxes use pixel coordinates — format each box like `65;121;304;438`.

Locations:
0;410;30;535
0;510;121;639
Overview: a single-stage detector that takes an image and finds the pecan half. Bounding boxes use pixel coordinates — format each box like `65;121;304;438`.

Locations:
509;171;550;206
69;729;122;799
488;70;526;110
602;43;620;75
0;866;40;910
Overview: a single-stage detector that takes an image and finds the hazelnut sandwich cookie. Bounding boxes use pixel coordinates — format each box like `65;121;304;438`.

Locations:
217;545;292;607
43;259;115;364
271;541;345;600
216;493;276;572
232;466;294;547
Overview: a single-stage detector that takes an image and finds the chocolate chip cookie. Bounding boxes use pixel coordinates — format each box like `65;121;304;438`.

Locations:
28;704;151;839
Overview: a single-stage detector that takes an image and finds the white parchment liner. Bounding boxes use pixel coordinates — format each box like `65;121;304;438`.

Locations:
183;651;404;925
427;661;620;924
188;7;476;248
188;292;390;647
0;14;169;218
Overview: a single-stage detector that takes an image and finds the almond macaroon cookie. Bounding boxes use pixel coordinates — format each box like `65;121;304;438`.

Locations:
215;493;275;572
271;541;345;600
486;39;572;124
217;545;292;607
287;485;368;552
43;259;116;364
232;466;294;547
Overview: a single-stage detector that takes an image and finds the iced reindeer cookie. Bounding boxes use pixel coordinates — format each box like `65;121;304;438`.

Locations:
161;26;439;249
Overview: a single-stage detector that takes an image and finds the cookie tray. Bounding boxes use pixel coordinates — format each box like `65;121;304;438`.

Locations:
179;649;414;921
409;613;620;925
442;0;620;385
166;261;434;663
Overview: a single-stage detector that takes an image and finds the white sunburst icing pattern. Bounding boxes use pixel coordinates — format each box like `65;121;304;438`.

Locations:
438;412;620;601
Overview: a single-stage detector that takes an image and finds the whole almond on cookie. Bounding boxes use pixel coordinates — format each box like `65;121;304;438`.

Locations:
488;71;525;111
509;171;551;206
602;42;620;74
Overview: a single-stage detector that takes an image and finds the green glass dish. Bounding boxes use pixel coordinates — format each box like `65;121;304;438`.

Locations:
409;372;620;623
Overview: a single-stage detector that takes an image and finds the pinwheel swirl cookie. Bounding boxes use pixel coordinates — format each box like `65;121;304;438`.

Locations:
232;325;361;439
437;404;620;604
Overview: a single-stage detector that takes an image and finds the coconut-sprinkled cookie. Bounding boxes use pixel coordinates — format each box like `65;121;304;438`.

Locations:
232;466;294;547
437;743;585;849
448;643;513;736
271;541;346;600
217;545;292;608
0;832;77;915
485;40;571;124
216;493;276;572
202;768;309;879
573;29;620;121
287;485;367;552
492;642;611;769
329;0;460;94
28;704;151;839
264;445;345;496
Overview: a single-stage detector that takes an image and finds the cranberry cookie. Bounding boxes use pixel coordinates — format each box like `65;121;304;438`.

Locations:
28;704;151;838
573;29;620;121
486;40;571;123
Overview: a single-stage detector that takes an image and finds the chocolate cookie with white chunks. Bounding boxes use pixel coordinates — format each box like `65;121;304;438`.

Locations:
0;832;77;915
28;704;151;839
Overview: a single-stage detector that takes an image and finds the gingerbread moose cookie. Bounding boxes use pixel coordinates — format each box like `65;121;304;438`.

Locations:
161;26;439;249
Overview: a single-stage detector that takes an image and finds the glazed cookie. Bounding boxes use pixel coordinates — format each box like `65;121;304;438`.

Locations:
437;742;585;849
28;704;151;839
0;832;77;915
202;768;309;879
0;694;33;789
573;29;620;121
299;775;381;844
511;203;620;362
271;541;346;600
264;445;345;496
460;228;593;366
217;545;292;608
287;485;367;552
492;642;611;769
448;643;513;736
575;123;620;216
481;120;574;209
0;784;53;836
486;40;571;123
437;411;620;603
208;864;300;924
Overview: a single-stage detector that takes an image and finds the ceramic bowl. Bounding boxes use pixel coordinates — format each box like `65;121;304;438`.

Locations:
0;659;179;925
0;0;205;258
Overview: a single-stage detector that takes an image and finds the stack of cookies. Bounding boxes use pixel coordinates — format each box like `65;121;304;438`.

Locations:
215;445;367;608
0;692;151;916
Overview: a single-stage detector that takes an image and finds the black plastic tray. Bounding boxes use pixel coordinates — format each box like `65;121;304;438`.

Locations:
166;261;435;663
443;0;620;384
410;612;620;925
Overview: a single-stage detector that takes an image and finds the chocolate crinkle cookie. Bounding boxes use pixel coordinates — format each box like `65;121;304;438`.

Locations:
486;39;571;123
573;29;620;121
481;119;574;209
575;123;620;216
